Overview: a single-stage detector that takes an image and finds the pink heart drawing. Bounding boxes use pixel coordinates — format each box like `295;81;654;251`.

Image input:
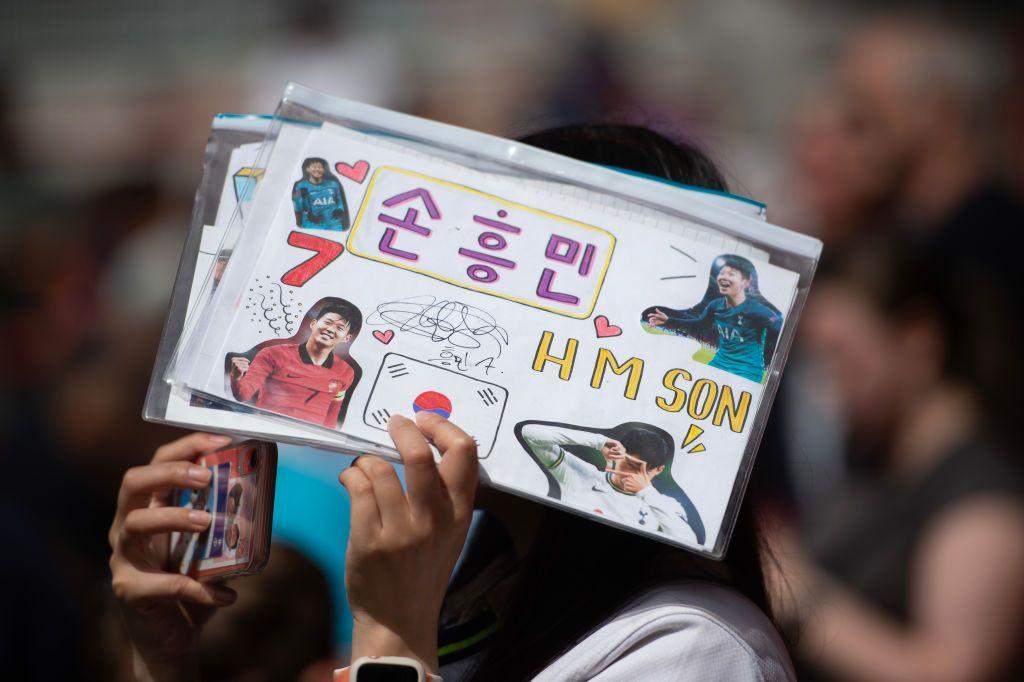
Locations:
335;160;370;183
593;315;622;338
372;329;394;344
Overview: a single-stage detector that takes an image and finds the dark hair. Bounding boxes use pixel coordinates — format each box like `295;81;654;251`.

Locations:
718;255;753;280
301;156;342;187
519;124;729;192
301;156;328;174
228;483;243;508
314;300;362;337
200;545;333;679
466;124;775;681
618;425;673;469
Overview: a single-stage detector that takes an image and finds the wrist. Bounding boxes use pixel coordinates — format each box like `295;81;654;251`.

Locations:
351;617;438;674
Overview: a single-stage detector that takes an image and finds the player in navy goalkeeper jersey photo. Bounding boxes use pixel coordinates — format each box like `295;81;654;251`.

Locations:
292;157;349;230
644;254;783;384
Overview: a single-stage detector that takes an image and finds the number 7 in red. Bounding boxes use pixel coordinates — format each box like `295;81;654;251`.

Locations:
280;231;345;286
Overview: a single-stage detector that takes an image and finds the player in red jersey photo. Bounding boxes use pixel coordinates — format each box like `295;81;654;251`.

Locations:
227;297;363;429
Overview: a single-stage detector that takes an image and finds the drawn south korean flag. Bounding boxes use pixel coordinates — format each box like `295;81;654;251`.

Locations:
363;353;508;458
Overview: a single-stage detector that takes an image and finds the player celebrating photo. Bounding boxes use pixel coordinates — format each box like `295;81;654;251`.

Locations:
515;420;704;544
228;297;362;429
292;156;350;230
643;254;783;384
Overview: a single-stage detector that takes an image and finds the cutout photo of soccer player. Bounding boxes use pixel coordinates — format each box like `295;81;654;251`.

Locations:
292;157;349;231
226;297;363;429
224;483;243;552
515;420;705;544
642;254;783;384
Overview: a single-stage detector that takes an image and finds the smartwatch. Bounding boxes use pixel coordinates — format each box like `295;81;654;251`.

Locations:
334;656;442;682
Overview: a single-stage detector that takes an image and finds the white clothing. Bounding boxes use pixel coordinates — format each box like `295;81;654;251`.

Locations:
533;581;795;681
519;423;697;543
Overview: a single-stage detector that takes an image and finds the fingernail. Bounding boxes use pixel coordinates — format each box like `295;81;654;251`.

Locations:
188;465;212;483
415;410;441;422
208;584;236;605
387;413;407;425
349;456;362;468
208;434;232;446
189;510;212;526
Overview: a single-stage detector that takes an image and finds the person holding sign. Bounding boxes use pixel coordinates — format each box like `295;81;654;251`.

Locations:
229;301;361;429
292;156;350;230
517;421;700;543
645;255;783;384
114;125;793;681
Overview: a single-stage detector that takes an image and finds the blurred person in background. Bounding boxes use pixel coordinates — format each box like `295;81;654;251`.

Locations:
1;170;192;676
770;243;1024;681
765;6;1024;522
197;544;337;681
835;12;1024;438
839;14;1002;230
785;86;891;255
241;0;401;112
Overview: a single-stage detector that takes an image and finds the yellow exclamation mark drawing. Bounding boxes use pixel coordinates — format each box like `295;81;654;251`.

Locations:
681;424;706;453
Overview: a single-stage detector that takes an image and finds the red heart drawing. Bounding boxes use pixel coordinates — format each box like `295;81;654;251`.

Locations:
594;315;622;338
335;160;370;183
372;329;394;344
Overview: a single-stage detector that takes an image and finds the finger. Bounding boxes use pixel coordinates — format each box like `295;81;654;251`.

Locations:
354;455;408;528
152;432;233;464
415;412;478;508
113;567;236;608
339;465;382;539
117;461;213;518
121;507;212;546
388;414;443;515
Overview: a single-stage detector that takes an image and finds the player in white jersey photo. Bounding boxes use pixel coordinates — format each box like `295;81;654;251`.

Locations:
516;420;704;544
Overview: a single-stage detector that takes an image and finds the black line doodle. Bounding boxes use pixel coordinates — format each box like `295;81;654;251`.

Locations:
245;274;302;335
368;295;509;358
275;282;300;333
671;245;697;262
255;293;282;335
658;245;698;282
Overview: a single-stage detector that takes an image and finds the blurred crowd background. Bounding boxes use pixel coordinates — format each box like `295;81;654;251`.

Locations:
3;0;1024;680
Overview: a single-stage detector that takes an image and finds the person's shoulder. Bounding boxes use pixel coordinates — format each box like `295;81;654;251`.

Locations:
928;439;1024;507
535;581;794;681
334;354;356;377
257;343;295;359
627;582;785;645
744;297;777;316
642;485;686;510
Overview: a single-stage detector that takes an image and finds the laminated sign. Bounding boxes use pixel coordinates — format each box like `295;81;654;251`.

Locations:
151;88;821;558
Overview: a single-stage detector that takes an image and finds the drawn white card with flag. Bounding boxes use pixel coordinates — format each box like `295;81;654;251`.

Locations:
363;353;508;458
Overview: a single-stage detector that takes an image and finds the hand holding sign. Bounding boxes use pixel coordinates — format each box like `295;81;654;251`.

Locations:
230;357;250;379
